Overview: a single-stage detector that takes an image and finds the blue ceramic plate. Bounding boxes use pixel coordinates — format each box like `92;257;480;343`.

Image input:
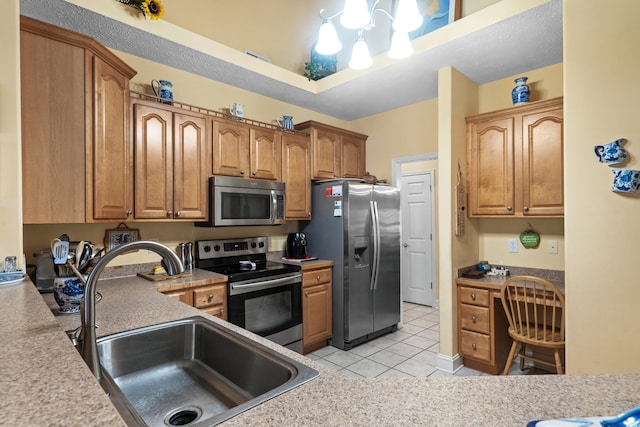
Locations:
528;407;640;427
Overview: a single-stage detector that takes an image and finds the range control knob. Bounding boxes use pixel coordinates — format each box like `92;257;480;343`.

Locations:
251;242;257;248
213;245;221;252
258;241;265;248
203;245;212;253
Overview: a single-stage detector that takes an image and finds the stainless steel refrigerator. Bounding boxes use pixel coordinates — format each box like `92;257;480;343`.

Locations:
303;180;401;350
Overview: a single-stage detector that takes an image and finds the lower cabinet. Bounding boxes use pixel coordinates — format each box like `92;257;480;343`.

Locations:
302;265;333;354
456;282;510;374
162;281;227;321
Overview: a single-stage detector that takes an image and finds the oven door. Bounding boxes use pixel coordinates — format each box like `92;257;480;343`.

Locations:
227;274;302;350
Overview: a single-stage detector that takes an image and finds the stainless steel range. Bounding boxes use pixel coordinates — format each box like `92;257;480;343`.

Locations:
195;237;303;353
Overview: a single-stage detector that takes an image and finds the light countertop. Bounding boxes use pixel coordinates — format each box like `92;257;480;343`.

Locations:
2;271;639;426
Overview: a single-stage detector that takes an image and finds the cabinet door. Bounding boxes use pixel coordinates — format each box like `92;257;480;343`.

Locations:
521;107;564;216
21;29;86;223
303;282;332;347
211;118;249;177
341;135;366;178
89;55;133;221
173;112;208;220
311;128;341;179
468;117;515;216
249;127;281;180
133;103;173;219
282;133;311;219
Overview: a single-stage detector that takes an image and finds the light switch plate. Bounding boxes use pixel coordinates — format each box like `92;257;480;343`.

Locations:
549;240;558;254
508;239;519;253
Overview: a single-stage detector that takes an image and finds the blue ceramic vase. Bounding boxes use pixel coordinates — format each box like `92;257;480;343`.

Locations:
512;77;530;105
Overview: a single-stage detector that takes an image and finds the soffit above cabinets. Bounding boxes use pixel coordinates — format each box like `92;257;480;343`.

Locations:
20;0;562;121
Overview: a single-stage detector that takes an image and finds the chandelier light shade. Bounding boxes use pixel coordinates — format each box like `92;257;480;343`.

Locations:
388;31;413;59
315;0;423;70
349;36;373;70
340;0;371;29
315;20;342;55
392;0;423;32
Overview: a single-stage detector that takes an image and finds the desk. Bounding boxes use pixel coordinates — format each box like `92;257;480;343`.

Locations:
455;275;564;375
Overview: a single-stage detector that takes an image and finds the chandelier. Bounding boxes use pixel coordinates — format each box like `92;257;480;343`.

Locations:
315;0;423;70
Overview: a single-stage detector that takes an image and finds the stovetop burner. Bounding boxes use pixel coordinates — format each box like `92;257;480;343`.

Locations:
195;237;299;282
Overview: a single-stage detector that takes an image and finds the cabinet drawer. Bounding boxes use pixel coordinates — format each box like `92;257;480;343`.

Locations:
459;286;490;307
303;269;332;287
193;285;226;308
459;329;491;363
201;305;226;320
459;304;490;334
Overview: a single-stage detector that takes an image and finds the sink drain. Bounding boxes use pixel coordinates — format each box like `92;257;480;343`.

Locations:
164;407;202;426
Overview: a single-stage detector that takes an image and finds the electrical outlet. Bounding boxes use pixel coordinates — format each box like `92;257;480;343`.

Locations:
548;240;558;254
508;239;519;253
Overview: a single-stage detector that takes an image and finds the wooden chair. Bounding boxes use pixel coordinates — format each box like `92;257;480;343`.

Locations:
500;275;565;375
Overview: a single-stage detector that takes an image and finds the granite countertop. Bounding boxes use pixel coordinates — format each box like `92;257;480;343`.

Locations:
2;271;640;426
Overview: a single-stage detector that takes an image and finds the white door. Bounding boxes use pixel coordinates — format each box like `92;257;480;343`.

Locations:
400;171;435;306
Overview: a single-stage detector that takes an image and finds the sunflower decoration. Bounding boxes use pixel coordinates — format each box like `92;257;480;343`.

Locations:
115;0;165;20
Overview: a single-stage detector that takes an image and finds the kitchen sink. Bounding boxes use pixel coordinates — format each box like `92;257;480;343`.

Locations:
96;316;319;426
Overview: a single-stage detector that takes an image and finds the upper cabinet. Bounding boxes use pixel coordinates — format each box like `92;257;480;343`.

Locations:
282;132;312;220
211;118;281;180
133;101;208;221
20;17;136;224
466;98;564;217
295;121;367;180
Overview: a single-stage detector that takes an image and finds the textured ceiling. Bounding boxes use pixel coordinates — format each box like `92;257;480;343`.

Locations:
20;0;562;120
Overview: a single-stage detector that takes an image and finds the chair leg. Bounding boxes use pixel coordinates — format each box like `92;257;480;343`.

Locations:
519;343;526;370
554;349;563;374
503;340;518;375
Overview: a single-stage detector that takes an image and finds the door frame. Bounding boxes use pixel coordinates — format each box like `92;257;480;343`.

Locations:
392;153;438;327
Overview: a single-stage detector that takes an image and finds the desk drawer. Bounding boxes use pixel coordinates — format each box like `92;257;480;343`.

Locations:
459;304;490;334
460;329;491;363
459;286;490;307
303;269;332;287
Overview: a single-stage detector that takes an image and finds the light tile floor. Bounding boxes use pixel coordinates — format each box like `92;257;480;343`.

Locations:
305;302;542;378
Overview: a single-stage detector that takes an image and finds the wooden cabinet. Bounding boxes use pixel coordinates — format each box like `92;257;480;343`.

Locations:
302;265;333;354
20;17;136;223
161;281;227;320
295;121;367;180
466;98;564;217
456;281;510;375
282;132;312;220
211;118;281;180
133;101;208;221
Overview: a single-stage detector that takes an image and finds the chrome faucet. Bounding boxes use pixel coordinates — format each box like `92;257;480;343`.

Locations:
79;240;184;380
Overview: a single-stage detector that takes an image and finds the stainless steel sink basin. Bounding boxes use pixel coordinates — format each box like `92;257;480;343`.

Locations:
96;316;319;426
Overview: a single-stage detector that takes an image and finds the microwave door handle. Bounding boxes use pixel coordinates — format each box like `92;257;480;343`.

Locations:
271;190;277;224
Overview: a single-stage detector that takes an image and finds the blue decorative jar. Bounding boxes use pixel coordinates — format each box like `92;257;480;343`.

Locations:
512;76;530;105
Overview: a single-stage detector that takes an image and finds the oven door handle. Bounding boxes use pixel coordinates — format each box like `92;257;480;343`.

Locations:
230;273;302;295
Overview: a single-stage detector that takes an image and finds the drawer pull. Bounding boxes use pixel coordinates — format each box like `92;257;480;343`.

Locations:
316;275;321;281
207;294;214;302
470;293;476;301
220;309;224;315
305;291;309;296
471;316;476;323
472;343;477;350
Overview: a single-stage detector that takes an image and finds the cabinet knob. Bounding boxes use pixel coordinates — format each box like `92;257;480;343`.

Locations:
167;211;173;217
471;316;476;323
316;275;321;281
472;343;477;350
305;291;309;296
220;309;224;315
403;243;409;247
252;171;256;175
207;294;214;302
470;293;476;301
507;206;513;211
308;212;312;217
523;206;529;212
240;169;245;175
126;210;132;216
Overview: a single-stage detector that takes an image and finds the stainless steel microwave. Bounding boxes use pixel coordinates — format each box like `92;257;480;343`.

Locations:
196;176;285;227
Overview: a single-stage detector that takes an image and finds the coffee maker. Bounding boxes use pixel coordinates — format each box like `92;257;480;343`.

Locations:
286;232;307;259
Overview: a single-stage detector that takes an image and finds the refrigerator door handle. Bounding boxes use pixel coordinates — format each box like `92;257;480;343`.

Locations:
369;200;379;291
372;200;381;290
